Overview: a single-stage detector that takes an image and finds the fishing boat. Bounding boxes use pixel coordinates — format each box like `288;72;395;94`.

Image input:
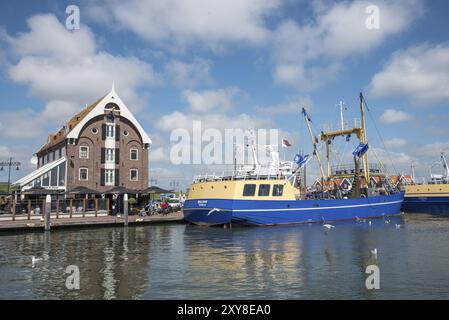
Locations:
402;152;449;214
184;93;404;226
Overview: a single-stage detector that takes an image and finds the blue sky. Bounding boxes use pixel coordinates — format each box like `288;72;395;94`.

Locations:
1;0;449;190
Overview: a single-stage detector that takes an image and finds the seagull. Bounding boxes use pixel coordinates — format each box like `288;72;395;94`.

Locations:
370;248;378;260
323;224;335;235
368;221;372;227
385;219;391;224
395;224;403;229
31;256;42;267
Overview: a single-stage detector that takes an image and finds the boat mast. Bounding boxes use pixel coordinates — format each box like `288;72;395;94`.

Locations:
301;108;326;182
359;92;370;184
441;152;449;180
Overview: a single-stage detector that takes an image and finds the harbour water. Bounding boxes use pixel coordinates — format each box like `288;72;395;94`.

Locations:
0;213;449;300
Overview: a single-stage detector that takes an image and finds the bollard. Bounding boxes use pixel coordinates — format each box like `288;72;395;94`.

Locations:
124;193;129;226
27;200;31;220
95;199;98;217
45;195;51;231
12;199;16;221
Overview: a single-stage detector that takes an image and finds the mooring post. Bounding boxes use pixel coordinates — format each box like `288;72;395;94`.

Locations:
44;194;51;231
124;193;129;226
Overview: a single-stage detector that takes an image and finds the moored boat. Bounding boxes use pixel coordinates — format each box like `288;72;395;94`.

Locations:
402;152;449;214
184;93;404;226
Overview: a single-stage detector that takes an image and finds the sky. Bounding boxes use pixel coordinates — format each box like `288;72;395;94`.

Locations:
1;0;449;190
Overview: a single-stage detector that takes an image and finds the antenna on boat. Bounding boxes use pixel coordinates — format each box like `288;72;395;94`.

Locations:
336;101;347;131
301;107;326;182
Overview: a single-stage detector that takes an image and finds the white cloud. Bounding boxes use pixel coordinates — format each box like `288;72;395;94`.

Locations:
379;109;413;124
164;58;213;88
271;0;423;90
87;0;280;51
182;87;241;113
155;111;271;133
4;14;158;111
151;147;169;163
255;96;312;115
384;138;407;148
369;43;449;105
0;13;161;145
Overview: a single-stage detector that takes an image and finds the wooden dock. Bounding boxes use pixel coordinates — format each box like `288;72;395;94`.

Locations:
0;211;185;233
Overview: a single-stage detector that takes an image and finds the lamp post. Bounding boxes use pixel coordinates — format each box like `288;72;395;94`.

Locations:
0;158;21;195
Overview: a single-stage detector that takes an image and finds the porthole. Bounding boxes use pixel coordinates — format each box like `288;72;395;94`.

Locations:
91;128;98;134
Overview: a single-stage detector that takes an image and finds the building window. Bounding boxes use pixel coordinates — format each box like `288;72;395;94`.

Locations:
106;125;115;138
79;168;88;181
130;149;138;161
105;169;115;186
92;127;98;135
106;148;115;162
80;146;89;159
123;130;129;137
130;169;138;181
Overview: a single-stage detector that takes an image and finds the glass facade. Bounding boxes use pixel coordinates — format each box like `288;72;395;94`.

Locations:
25;161;66;189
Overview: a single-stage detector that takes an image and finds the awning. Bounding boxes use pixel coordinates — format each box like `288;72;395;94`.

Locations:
106;186;140;195
13;157;66;188
67;186;100;195
142;186;172;194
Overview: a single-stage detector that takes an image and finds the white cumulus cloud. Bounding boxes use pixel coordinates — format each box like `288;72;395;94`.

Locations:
379;109;413;124
369;43;449;105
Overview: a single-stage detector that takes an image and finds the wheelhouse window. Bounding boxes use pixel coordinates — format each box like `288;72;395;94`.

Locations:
79;168;88;181
80;146;89;159
273;184;284;197
243;184;256;197
258;184;271;196
130;169;138;181
130;149;138;161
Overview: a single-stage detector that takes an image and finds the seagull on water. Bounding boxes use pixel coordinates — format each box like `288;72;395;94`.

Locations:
395;224;403;229
31;256;42;267
323;224;335;235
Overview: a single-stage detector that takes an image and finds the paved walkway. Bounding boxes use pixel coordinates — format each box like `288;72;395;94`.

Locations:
0;211;184;232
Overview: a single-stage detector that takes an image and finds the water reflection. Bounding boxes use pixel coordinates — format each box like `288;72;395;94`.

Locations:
1;214;449;299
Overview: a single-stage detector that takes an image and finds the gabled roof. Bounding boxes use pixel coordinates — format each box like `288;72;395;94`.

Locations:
36;95;106;154
36;86;152;154
66;87;152;145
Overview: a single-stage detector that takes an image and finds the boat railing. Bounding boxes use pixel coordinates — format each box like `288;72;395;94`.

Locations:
331;163;384;176
192;171;291;183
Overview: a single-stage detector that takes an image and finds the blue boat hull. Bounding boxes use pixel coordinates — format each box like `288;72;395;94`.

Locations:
402;196;449;215
184;192;404;226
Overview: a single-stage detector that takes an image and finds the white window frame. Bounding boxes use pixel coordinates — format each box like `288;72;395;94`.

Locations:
130;148;139;161
80;146;89;159
105;169;115;186
130;169;139;181
79;168;88;181
106;125;115;138
106;148;115;163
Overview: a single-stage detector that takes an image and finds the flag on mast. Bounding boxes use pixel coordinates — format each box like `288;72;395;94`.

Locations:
282;139;292;148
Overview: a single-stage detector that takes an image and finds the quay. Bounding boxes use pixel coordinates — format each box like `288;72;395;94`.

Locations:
0;211;184;233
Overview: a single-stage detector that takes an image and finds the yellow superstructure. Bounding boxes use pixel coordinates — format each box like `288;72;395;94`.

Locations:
405;184;449;198
187;178;298;201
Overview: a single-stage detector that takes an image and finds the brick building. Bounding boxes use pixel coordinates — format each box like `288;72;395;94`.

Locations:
13;86;152;195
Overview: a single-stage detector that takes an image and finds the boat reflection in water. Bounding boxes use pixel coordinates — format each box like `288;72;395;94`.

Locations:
2;214;449;299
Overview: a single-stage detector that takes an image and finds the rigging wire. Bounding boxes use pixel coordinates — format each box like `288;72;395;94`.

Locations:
361;95;399;175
